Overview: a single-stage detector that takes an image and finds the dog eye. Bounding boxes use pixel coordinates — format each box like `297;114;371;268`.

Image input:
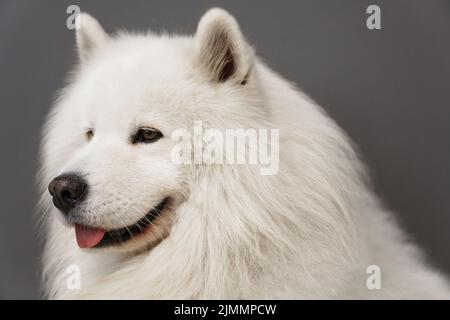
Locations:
132;128;163;144
85;129;94;140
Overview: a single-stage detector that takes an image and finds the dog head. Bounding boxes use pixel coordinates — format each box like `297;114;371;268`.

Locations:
44;9;260;252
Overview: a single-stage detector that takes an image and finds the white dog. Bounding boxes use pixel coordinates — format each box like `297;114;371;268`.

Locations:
39;8;450;299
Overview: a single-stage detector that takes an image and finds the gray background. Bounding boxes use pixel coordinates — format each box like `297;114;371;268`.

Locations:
0;0;449;299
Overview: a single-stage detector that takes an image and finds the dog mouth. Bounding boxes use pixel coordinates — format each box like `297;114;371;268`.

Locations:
74;197;170;249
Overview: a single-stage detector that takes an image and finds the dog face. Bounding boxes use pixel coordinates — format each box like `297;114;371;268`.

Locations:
45;9;256;252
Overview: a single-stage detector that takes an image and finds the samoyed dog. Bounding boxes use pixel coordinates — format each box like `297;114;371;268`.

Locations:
39;8;450;299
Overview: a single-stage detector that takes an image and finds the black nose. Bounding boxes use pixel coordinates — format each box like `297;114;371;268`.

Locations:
48;174;88;215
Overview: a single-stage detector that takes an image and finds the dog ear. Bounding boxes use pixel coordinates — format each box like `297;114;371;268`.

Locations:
195;8;253;84
75;13;109;64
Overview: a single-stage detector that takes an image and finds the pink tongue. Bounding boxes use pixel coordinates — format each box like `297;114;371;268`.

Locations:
75;225;106;248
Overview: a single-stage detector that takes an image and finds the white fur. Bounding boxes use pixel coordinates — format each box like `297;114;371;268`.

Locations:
38;8;450;299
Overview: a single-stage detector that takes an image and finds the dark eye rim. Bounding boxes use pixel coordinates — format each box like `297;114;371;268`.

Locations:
85;128;94;140
131;127;163;144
